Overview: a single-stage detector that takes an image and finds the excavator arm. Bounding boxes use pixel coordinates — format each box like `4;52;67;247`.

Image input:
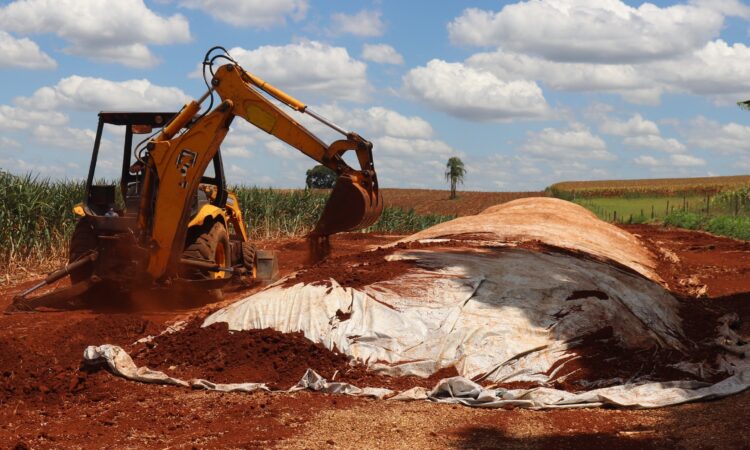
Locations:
137;51;382;280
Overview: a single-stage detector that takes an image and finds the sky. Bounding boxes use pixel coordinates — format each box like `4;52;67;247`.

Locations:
3;0;750;191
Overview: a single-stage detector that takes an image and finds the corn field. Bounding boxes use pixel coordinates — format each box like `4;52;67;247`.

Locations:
0;171;453;280
0;171;85;280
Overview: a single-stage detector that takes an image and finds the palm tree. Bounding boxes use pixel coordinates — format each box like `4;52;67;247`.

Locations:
445;157;466;200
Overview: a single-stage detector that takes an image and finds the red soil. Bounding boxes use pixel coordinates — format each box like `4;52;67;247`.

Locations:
133;320;457;391
282;243;417;289
1;227;750;448
381;188;544;216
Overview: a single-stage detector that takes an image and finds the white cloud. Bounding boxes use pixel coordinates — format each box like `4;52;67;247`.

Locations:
684;116;750;154
375;136;454;158
0;157;69;176
330;10;384;37
402;59;551;121
0;105;67;131
15;76;191;112
671;154;706;166
592;110;686;153
468;41;750;105
361;44;404;65
521;125;614;161
634;155;661;166
448;1;745;64
0;137;21;150
467;49;646;93
599;114;660;137
226;42;370;102
623;135;686;153
228;164;248;176
643;40;750;101
634;153;706;167
0;31;56;69
467;39;750;105
222;147;253;159
308;105;433;140
180;0;307;28
31;125;96;150
0;0;190;68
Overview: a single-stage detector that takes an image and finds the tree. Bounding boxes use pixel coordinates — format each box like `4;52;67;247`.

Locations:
445;157;466;200
306;165;337;189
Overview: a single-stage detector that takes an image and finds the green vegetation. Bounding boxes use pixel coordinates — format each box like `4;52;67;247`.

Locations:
573;195;712;224
445;156;466;200
551;175;750;240
364;206;453;233
304;165;337;189
663;211;750;241
0;171;85;273
0;171;453;275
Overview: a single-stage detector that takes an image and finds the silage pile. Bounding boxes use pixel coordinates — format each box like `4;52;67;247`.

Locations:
86;198;750;408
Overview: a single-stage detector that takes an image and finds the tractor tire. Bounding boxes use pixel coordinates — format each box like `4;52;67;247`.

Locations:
181;221;231;281
241;241;257;278
68;218;98;284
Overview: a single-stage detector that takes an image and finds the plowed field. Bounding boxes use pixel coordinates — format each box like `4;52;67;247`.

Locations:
381;188;543;216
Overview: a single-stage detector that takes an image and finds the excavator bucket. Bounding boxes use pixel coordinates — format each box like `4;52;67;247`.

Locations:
312;174;383;236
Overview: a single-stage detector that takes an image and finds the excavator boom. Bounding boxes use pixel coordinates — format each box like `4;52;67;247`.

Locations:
138;50;382;279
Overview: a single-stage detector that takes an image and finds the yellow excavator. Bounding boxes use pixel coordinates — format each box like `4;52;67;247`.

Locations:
9;47;382;311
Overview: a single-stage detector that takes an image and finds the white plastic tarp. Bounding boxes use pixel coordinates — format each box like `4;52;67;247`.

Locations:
204;248;684;383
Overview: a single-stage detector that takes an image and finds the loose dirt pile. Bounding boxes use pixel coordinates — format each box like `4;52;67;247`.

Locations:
131;320;457;391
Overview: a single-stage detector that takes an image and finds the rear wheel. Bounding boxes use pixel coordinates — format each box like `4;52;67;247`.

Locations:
68;218;97;284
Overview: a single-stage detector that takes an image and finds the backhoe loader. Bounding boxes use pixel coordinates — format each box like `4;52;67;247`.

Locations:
8;47;382;312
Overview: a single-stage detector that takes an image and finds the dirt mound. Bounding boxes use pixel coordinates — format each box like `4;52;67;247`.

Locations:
283;244;416;289
133;320;457;391
1;315;158;405
399;197;661;283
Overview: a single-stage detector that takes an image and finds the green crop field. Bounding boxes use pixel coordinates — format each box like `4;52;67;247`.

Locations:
550;175;750;240
0;170;454;281
574;194;715;223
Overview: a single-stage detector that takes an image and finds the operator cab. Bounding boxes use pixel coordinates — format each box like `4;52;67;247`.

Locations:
85;111;228;219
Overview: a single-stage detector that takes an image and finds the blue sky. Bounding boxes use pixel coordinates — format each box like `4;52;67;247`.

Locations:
3;0;750;191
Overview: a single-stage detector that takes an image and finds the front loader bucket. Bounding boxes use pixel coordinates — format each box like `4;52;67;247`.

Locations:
311;175;383;236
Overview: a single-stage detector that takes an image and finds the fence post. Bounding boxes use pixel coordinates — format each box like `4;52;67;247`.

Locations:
651;205;654;219
736;193;740;217
614;210;617;223
666;200;670;216
706;194;710;216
